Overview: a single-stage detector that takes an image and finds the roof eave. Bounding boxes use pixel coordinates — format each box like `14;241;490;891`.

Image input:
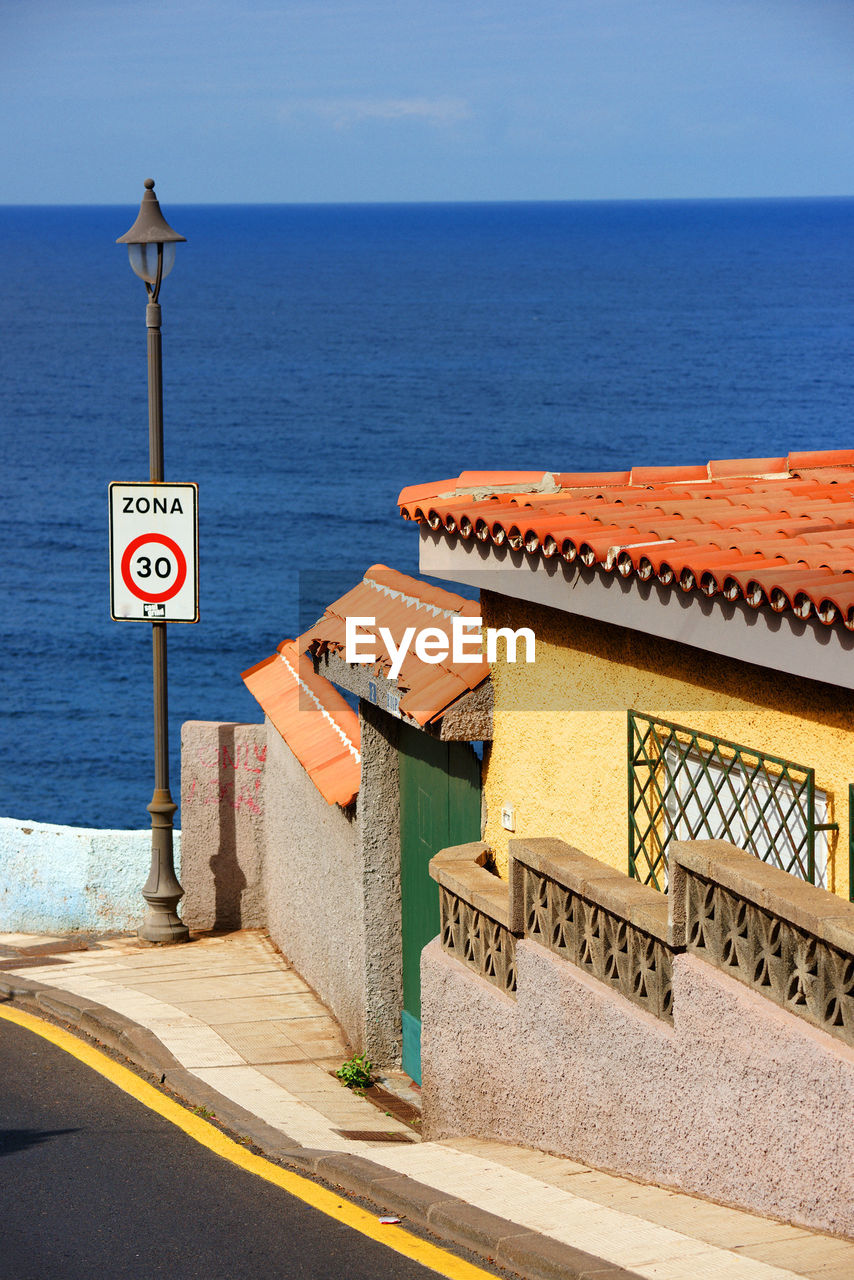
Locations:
417;525;854;693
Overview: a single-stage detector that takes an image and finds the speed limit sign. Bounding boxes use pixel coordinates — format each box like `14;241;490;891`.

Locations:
109;482;198;622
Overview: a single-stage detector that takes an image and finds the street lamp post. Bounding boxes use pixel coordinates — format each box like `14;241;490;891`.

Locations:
118;179;190;944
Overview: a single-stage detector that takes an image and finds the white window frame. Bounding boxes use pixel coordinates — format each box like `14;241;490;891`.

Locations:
663;743;828;889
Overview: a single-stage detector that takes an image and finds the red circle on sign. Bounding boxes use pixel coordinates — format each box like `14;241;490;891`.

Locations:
121;533;188;603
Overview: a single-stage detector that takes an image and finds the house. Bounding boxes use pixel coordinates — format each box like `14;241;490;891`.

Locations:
399;450;854;896
396;449;854;1237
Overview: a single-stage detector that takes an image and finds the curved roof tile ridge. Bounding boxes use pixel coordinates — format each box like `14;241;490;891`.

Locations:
398;453;854;633
361;563;474;616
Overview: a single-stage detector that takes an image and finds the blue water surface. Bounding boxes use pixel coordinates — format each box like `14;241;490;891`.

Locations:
2;198;853;827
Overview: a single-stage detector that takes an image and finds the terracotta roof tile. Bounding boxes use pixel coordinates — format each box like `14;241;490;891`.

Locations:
552;470;632;488
299;564;490;727
706;456;791;479
629;463;710;485
398;453;854;633
242;642;360;807
789;448;854;471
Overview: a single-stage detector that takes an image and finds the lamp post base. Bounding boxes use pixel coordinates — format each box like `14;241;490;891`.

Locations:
138;912;191;945
140;787;190;944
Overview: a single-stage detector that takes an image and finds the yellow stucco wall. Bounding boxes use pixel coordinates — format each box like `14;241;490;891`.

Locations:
481;591;854;898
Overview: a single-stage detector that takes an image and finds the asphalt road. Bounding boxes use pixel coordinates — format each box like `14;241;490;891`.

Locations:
0;1017;461;1280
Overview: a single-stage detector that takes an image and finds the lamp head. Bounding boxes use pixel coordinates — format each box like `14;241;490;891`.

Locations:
117;179;186;284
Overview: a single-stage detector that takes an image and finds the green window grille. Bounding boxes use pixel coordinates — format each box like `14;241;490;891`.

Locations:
628;711;834;892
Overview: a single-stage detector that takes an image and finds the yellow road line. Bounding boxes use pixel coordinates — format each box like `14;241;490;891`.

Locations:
0;1004;496;1280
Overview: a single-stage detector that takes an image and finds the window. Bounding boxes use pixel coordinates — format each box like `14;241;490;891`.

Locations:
628;711;832;891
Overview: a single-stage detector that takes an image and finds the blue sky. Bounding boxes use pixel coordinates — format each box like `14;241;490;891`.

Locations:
2;0;853;203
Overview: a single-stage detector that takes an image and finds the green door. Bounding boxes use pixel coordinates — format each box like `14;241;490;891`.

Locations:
398;722;481;1083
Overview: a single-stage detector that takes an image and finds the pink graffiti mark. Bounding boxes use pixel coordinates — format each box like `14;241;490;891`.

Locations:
194;741;266;773
189;777;263;814
185;737;266;812
220;742;266;773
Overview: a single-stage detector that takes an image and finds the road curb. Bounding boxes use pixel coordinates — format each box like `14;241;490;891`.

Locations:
0;973;183;1079
0;971;643;1280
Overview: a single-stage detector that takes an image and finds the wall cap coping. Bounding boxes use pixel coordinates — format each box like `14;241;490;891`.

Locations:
429;842;510;929
432;837;854;959
671;840;854;954
509;837;671;944
319;651;493;740
181;719;262;730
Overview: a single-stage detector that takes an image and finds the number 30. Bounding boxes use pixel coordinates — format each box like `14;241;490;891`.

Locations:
136;556;172;579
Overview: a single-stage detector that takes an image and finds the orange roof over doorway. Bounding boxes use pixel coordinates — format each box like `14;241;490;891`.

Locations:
298;564;490;726
243;565;492;806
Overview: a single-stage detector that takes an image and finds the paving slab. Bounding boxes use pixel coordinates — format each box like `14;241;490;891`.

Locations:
1;933;63;947
127;971;310;999
733;1237;854;1278
447;1137;590;1177
173;993;333;1023
212;1020;315;1063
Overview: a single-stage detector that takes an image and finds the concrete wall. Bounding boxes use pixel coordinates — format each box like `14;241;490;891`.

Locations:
480;592;854;894
263;717;366;1050
421;938;854;1238
263;702;403;1064
179;711;403;1064
180;721;266;931
0;816;173;935
357;700;403;1064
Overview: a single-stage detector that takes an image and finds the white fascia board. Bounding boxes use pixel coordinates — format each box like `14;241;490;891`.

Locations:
418;527;854;692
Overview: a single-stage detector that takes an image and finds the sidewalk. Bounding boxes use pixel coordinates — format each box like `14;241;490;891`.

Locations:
1;928;851;1280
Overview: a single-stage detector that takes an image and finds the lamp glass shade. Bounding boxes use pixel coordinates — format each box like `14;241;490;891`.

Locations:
128;241;176;284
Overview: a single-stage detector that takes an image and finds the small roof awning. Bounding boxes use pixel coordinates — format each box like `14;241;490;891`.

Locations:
243;565;492;807
299;564;490;726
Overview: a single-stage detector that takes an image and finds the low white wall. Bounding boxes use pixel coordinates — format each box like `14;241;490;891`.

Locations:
0;817;174;935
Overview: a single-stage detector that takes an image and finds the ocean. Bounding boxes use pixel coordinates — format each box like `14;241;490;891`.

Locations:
2;198;853;829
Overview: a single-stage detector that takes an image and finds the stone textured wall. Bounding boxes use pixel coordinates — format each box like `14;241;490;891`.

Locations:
264;704;404;1064
423;836;854;1238
179;709;404;1064
180;721;266;930
422;939;854;1238
357;700;403;1064
262;718;366;1051
0;816;172;934
480;592;854;895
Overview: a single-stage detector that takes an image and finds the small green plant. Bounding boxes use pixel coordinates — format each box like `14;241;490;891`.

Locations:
336;1052;373;1091
192;1105;214;1118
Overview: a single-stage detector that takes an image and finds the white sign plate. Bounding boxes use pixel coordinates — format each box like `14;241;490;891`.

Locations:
109;482;198;622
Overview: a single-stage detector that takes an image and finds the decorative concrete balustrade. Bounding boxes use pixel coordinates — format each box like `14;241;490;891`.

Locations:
430;834;854;1047
429;843;517;997
672;840;854;1049
512;837;674;1022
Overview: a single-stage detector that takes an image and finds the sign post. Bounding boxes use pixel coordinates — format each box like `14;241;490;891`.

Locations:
115;180;192;945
